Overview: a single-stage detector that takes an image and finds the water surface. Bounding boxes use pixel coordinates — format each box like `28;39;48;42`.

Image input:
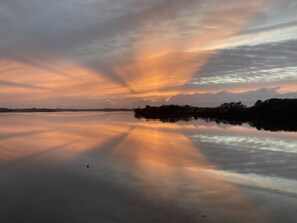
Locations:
0;112;296;223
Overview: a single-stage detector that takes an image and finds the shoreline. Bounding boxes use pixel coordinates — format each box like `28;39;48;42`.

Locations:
134;98;297;120
134;98;297;131
0;108;133;113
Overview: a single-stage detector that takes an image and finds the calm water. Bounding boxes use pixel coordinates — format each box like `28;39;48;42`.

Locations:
0;112;296;223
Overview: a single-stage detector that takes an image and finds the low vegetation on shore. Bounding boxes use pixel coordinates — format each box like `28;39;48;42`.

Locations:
0;108;133;113
134;98;297;132
134;98;297;119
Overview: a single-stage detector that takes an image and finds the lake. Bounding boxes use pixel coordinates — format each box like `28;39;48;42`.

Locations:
0;112;296;223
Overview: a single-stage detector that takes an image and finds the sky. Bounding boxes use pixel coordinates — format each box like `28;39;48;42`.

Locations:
0;0;297;108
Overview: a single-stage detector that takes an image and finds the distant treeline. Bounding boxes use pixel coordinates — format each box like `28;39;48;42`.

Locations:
0;108;133;113
134;98;297;120
134;98;297;118
134;98;297;132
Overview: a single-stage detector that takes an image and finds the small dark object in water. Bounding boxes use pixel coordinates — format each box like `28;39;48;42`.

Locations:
87;165;89;168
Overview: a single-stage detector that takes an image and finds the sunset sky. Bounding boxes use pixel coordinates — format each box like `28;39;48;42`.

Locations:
0;0;297;108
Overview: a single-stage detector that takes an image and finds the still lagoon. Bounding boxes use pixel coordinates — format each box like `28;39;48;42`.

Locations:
0;112;296;223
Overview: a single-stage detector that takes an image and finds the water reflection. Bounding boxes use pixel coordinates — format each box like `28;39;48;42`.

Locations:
136;115;297;132
0;112;296;223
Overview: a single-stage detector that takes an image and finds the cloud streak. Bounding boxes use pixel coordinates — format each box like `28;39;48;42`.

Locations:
0;80;50;90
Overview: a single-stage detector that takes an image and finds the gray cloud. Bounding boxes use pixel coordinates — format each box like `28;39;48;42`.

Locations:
128;88;297;108
191;39;297;87
0;80;50;90
167;88;297;107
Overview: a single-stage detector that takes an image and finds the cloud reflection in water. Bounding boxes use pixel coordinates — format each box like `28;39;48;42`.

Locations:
0;112;296;222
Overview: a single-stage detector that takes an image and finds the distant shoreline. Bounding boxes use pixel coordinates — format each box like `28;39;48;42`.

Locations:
134;98;297;132
0;108;133;113
135;98;297;119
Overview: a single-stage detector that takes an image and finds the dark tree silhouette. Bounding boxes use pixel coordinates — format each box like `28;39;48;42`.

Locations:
134;98;297;132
